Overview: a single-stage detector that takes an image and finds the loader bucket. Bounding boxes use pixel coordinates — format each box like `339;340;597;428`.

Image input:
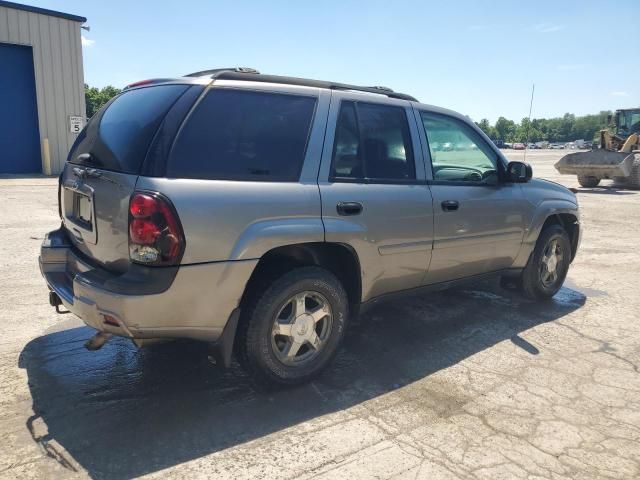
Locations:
554;150;636;179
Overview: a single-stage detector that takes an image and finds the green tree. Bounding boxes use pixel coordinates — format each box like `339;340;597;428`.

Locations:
476;111;612;144
475;118;496;139
494;116;516;142
85;84;121;118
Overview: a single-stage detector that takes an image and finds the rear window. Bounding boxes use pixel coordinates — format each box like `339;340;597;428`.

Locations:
167;89;317;181
69;84;189;173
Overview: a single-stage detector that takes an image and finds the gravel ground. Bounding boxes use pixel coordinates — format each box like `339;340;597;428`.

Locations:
1;150;639;479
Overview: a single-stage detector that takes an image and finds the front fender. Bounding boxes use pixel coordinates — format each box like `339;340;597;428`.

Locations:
512;199;580;269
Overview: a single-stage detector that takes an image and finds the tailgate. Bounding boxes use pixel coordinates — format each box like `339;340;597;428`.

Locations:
60;83;194;273
60;165;137;273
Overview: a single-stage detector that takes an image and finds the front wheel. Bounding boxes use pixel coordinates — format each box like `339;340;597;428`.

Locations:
520;225;572;301
577;175;600;188
236;266;348;386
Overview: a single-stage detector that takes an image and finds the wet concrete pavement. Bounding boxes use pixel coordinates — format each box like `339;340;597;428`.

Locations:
1;151;639;479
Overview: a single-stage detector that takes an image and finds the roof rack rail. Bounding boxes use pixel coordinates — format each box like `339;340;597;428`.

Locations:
368;86;394;92
203;70;417;102
184;67;259;77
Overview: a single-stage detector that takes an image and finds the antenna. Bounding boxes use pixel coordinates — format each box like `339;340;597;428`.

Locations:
523;83;535;162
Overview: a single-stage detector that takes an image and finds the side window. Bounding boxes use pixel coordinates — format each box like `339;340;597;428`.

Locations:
167;89;317;181
332;102;361;178
420;112;499;184
331;101;415;182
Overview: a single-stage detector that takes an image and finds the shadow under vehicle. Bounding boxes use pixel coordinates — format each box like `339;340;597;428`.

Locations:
20;281;585;479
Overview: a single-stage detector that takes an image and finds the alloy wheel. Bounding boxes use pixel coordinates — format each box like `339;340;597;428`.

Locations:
270;291;333;366
539;238;564;288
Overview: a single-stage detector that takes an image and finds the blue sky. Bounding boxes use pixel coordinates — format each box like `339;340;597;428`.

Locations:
34;0;640;122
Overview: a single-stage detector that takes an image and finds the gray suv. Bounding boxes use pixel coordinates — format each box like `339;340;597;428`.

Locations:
40;68;581;386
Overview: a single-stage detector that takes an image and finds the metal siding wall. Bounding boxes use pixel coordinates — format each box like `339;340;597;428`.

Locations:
0;6;85;174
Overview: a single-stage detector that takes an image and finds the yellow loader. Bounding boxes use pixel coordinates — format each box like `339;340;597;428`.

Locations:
554;108;640;188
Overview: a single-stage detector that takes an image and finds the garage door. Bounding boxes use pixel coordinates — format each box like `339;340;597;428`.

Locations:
0;43;41;173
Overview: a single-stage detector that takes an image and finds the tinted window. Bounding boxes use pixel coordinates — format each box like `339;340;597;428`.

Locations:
69;84;189;173
420;112;499;184
331;103;361;178
168;89;317;181
331;101;415;181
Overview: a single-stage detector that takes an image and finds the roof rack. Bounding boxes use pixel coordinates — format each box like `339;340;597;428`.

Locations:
185;67;260;77
184;68;417;102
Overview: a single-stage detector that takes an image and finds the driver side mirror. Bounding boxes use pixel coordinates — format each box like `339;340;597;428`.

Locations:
506;161;532;183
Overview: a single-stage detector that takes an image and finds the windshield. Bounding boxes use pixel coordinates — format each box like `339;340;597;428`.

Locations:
617;111;640;134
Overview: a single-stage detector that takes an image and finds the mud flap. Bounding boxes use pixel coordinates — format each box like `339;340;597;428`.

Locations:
208;308;240;368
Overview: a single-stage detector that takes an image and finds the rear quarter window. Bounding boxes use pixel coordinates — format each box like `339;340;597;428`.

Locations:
167;89;317;181
69;84;190;173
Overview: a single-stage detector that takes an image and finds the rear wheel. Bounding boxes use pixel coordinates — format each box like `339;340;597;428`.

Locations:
237;267;348;386
613;176;628;187
627;156;640;189
520;225;571;301
577;175;600;188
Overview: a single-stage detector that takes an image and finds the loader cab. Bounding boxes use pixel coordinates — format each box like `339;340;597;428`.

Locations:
614;109;640;136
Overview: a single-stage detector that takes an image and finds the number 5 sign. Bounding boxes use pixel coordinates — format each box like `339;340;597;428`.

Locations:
69;116;85;134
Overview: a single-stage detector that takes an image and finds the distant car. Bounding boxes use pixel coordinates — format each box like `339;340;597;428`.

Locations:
454;142;470;151
527;143;538;149
430;142;442;151
492;139;505;149
441;142;453;151
549;143;565;150
513;143;525;150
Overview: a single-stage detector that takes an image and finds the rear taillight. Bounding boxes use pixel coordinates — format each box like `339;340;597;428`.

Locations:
128;192;185;266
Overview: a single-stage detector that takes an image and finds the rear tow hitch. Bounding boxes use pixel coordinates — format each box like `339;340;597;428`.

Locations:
49;291;70;314
85;332;112;351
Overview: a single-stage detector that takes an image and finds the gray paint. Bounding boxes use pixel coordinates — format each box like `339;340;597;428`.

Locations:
41;77;580;347
0;4;85;174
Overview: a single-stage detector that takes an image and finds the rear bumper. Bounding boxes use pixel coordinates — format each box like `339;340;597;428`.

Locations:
39;228;257;342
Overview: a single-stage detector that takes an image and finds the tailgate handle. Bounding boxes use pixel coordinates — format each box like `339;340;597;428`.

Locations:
73;161;102;179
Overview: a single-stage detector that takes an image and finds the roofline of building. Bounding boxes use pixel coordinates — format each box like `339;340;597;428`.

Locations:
0;1;86;23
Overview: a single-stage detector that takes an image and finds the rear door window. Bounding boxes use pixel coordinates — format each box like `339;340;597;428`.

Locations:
167;89;317;181
69;84;189;173
331;101;415;182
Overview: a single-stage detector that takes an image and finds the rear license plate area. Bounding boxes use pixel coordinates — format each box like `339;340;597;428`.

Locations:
72;193;93;230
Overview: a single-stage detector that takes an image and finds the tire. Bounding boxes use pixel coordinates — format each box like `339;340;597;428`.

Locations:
520;224;572;301
577;175;600;188
626;156;640;189
613;176;628;187
236;266;348;386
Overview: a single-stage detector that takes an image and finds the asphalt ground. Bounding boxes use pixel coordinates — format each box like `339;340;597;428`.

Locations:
1;149;639;479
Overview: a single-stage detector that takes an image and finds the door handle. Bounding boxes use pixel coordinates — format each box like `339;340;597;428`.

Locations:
337;202;363;216
441;200;459;211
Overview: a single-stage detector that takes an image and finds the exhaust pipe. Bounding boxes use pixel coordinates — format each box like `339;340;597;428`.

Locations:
84;332;112;351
